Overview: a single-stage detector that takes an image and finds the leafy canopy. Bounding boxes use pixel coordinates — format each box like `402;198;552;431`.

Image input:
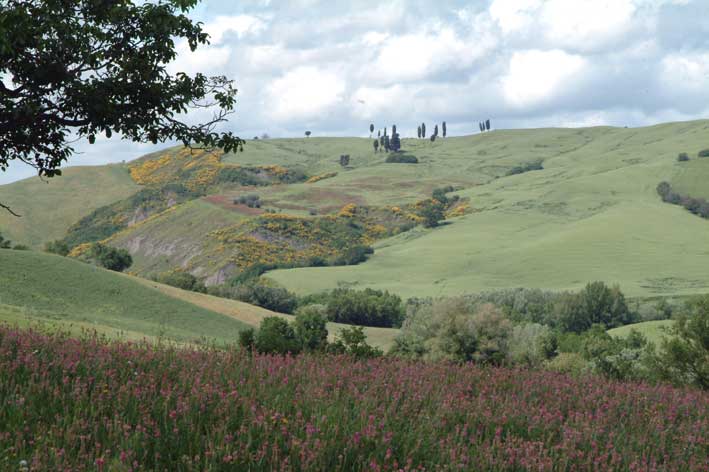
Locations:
0;0;244;185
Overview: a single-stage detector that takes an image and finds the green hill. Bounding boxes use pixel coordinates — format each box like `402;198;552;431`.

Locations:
4;120;709;300
608;320;675;345
0;249;248;343
0;164;138;248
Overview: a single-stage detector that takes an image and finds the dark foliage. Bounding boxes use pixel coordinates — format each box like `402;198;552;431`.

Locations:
155;270;206;293
385;154;418;164
254;317;301;355
657;181;709;219
234;194;261;208
698;149;709;158
82;243;133;272
677;152;690;162
323;288;405;328
0;0;243;183
506;160;544;176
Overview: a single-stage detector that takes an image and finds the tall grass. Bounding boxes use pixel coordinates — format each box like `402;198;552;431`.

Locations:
1;326;707;471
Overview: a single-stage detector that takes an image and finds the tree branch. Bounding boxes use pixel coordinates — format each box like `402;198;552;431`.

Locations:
0;202;21;217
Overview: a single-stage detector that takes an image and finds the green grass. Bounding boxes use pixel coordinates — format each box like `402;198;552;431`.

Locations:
670;156;709;199
0;164;138;248
608;320;675;345
0;249;249;344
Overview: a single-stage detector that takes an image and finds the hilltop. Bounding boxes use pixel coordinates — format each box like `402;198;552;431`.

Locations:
3;120;709;300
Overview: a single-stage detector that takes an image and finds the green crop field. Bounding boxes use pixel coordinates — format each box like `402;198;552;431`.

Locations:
0;249;249;344
0;165;138;248
608;320;676;345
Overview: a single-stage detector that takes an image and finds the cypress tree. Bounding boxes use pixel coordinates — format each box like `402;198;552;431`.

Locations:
373;139;379;153
417;126;421;139
485;119;490;131
434;124;438;137
390;132;401;152
442;121;447;138
369;123;374;134
430;134;436;142
421;123;426;138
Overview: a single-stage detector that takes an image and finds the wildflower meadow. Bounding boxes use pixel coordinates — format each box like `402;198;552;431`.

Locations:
0;326;707;471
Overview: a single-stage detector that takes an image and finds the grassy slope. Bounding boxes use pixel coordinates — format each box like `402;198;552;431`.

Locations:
0;249;249;344
0;165;139;247
671;157;709;199
608;320;675;345
267;122;709;298
132;277;399;351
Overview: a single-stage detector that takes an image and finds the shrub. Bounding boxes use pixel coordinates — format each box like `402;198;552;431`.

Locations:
325;288;405;327
506;160;543;176
44;240;70;256
235;194;261;208
155;270;206;293
293;308;329;352
677;152;690;162
508;323;557;367
416;199;446;228
80;243;132;272
331;245;373;265
553;282;635;333
238;328;255;350
545;352;590;376
12;244;29;251
581;325;652;381
254;317;301;355
698;149;709;158
385;154;418;164
328;326;382;358
214;281;298;314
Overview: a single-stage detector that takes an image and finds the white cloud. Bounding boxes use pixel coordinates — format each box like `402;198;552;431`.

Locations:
204;15;267;44
168;42;231;76
266;66;346;122
489;0;542;34
661;52;709;92
502;50;588;108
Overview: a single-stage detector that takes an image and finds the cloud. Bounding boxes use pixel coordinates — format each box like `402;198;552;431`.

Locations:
266;66;347;122
5;0;709;184
502;50;588;108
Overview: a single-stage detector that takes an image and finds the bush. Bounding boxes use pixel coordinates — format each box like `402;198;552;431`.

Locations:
324;288;405;327
506;160;543;176
553;282;635;333
155;270;206;293
581;326;651;381
328;326;382;358
44;240;70;256
331;245;373;265
293;307;329;352
385;154;418;164
254;317;301;355
235;194;261;208
508;323;557;367
545;352;590;376
698;149;709;158
83;243;132;272
677;152;690;162
213;281;298;314
416;199;446;228
238;328;255;350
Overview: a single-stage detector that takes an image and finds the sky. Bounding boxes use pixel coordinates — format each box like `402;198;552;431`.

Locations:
3;0;709;184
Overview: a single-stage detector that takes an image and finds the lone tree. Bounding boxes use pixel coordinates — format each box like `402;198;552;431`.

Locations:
430;134;436;142
384;135;390;152
373;139;379;153
0;0;244;215
369;123;374;135
305;131;311;137
392;124;397;135
339;154;350;167
485;119;491;131
479;122;484;133
417;125;421;139
433;124;439;137
442;121;447;138
421;122;426;138
390;131;401;152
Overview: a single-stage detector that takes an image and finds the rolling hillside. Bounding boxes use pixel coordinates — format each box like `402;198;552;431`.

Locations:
3;120;709;300
0;165;138;247
0;249;248;343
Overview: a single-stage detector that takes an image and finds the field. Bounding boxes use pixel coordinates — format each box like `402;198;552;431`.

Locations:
0;249;248;344
0;165;138;248
4;121;709;301
608;320;676;345
1;326;706;471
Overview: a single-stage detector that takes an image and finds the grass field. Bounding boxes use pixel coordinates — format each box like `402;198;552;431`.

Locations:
0;249;249;344
0;165;138;248
608;319;675;345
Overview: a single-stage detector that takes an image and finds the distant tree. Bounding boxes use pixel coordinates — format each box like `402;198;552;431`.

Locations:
434;124;438;137
554;282;634;333
678;152;690;162
479;122;484;132
253;136;259;140
485;119;491;131
377;130;381;138
421;123;426;138
384;135;390;152
305;131;311;137
384;127;387;136
652;295;709;389
238;328;255;350
254;317;301;355
373;139;379;153
293;308;329;352
340;154;350;167
430;134;436;142
328;325;383;358
155;270;206;293
442;121;447;138
85;243;132;272
0;232;11;249
369;123;374;135
417;126;422;139
390;132;401;152
699;149;709;158
392;124;397;135
260;133;270;139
